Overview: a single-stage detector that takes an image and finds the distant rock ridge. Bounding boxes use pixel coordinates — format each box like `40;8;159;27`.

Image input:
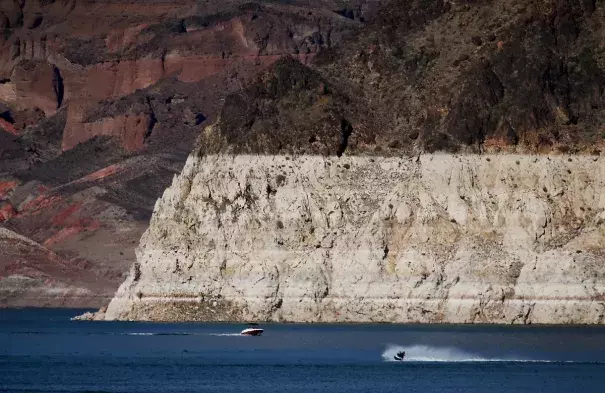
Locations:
97;151;605;323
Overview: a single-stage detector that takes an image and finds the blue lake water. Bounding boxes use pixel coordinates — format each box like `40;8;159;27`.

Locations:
2;308;605;392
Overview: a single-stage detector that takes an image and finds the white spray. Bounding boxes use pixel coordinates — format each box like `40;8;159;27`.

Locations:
382;344;537;363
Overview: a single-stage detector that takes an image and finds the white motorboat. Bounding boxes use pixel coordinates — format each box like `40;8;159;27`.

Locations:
240;323;263;336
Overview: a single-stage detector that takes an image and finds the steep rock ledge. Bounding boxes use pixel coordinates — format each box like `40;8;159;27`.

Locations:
102;151;605;324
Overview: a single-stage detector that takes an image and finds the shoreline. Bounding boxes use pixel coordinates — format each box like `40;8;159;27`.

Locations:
4;307;605;328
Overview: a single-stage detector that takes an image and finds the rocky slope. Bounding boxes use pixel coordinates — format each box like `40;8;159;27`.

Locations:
102;152;605;323
0;0;366;306
0;227;108;307
205;0;605;156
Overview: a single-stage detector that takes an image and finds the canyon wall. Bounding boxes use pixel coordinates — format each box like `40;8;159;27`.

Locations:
2;0;604;309
102;151;605;323
0;0;360;307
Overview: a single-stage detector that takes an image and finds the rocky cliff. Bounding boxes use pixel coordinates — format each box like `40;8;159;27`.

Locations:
0;0;364;306
3;0;605;311
101;150;605;323
93;0;605;323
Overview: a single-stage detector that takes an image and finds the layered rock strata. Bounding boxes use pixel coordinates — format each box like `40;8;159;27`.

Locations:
0;0;356;149
0;228;112;307
103;151;605;324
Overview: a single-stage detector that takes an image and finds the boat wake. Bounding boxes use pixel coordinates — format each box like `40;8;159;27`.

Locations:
123;332;156;336
122;332;194;336
208;333;244;337
382;344;547;363
123;332;243;337
14;331;247;337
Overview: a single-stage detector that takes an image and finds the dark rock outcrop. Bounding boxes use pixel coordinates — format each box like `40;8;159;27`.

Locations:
202;57;371;156
200;0;605;156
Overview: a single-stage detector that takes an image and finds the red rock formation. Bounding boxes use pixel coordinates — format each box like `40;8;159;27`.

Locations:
19;193;63;216
0;203;16;223
74;164;122;184
0;181;18;198
65;114;153;152
8;60;61;116
0;119;17;135
43;218;102;248
51;201;83;227
1;1;345;151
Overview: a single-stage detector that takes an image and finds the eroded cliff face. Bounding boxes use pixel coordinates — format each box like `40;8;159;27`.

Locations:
103;150;605;323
